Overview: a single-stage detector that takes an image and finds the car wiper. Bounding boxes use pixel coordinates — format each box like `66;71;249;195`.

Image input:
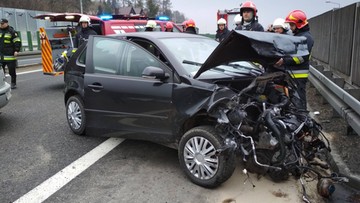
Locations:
227;63;263;73
212;67;258;77
183;60;203;66
225;63;264;76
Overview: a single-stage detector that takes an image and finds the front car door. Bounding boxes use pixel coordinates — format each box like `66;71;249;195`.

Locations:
84;36;176;142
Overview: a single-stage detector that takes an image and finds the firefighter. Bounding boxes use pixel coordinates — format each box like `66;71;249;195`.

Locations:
0;18;21;89
145;20;157;32
74;15;97;48
215;18;230;42
234;14;242;28
272;18;289;34
165;22;173;32
184;19;197;34
181;20;187;32
235;1;264;31
274;10;314;110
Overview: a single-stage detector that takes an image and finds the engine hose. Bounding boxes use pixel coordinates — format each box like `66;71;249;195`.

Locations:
264;110;286;164
284;141;300;167
237;131;282;171
274;95;290;108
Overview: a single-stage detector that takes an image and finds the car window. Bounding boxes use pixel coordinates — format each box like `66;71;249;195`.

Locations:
78;47;87;65
160;38;218;74
92;38;125;75
121;44;162;77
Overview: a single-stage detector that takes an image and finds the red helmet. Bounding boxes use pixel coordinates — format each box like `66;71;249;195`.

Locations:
166;22;173;29
285;10;308;29
240;1;257;17
186;19;196;28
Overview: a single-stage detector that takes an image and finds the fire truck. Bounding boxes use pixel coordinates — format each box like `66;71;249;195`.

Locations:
34;13;181;76
217;8;241;30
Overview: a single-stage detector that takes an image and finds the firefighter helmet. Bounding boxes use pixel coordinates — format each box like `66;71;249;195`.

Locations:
186;19;196;28
145;20;157;28
240;1;257;17
79;15;91;24
166;22;173;29
273;18;287;29
217;18;226;25
285;10;308;29
234;14;242;24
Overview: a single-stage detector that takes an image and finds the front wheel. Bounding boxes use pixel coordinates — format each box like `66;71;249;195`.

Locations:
66;95;86;135
178;126;236;188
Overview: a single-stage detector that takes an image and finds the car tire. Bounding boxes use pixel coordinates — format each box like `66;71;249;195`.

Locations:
66;95;86;135
178;126;236;188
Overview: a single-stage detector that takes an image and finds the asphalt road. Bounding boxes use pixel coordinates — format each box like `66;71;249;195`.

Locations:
0;66;357;203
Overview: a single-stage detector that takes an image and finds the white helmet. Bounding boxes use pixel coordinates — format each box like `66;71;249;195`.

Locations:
217;18;226;25
79;15;91;24
145;20;157;28
234;14;242;24
272;18;288;29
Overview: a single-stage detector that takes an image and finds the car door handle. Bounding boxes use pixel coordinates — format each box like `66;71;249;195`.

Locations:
88;83;104;92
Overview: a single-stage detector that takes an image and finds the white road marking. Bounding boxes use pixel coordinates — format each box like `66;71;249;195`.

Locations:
5;69;43;77
13;137;124;203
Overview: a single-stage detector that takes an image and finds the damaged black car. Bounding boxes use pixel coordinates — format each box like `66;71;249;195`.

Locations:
64;31;345;197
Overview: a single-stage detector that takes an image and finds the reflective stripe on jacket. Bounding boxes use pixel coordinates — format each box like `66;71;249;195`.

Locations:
287;69;309;79
0;26;21;61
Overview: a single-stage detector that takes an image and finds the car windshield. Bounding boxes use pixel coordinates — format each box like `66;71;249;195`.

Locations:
160;37;264;77
160;37;217;72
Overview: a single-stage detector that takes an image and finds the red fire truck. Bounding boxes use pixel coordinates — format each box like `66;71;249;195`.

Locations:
35;13;181;76
217;8;241;30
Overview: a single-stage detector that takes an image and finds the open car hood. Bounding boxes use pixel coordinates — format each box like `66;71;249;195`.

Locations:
194;30;309;78
34;13;101;23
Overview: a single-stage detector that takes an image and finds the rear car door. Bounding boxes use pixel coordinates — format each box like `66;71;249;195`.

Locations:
84;36;176;142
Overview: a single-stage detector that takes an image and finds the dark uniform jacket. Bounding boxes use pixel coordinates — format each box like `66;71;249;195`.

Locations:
283;25;314;79
235;21;264;31
74;27;97;48
215;28;230;42
0;26;21;61
184;27;197;34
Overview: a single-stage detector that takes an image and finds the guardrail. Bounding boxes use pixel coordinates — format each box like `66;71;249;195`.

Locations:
308;65;360;136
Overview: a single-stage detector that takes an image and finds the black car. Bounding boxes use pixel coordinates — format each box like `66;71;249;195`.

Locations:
64;31;308;188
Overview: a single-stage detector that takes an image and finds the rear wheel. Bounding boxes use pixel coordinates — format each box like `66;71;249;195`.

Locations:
66;95;86;135
178;126;236;188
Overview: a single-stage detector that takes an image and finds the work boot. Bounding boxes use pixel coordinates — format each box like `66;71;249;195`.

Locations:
11;83;17;89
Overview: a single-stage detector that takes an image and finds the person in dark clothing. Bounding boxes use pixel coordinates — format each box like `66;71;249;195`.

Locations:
145;20;157;32
234;14;242;28
184;19;197;34
0;18;21;89
215;18;230;42
272;18;290;34
235;1;264;31
165;22;174;32
274;10;314;110
74;15;97;48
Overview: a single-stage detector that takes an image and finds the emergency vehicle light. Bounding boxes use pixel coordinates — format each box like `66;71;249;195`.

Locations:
156;16;170;21
65;16;75;20
100;15;113;20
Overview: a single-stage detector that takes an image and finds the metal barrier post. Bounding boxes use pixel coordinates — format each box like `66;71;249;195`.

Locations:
27;31;33;51
16;31;23;52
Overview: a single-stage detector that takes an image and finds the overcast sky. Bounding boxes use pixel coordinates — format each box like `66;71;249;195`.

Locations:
171;0;360;33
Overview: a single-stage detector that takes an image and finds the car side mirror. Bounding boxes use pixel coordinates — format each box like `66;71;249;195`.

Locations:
142;66;169;81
